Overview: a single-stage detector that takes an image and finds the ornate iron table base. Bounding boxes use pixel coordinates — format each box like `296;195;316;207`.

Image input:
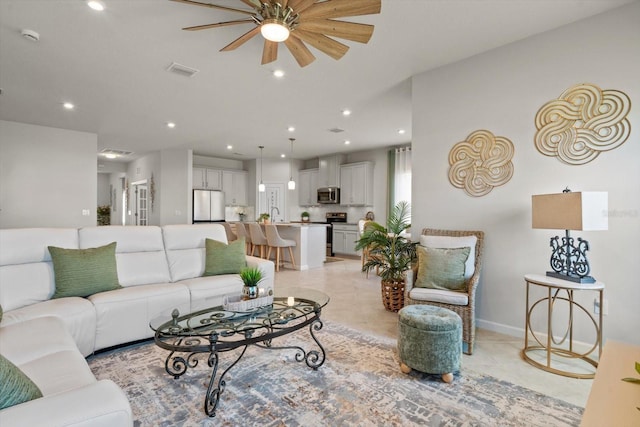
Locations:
164;319;326;417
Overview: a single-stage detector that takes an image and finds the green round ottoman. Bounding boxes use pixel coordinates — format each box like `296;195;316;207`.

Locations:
398;305;462;383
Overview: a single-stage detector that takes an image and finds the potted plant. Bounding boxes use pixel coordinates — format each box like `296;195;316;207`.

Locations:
258;213;270;224
355;201;416;312
301;211;310;222
239;267;263;300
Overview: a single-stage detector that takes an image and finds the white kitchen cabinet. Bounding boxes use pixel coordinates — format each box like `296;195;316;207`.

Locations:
193;167;222;190
222;170;248;206
340;161;374;206
317;154;344;188
332;224;360;256
298;168;319;206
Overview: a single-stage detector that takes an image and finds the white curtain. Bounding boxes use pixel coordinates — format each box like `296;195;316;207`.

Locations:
394;147;412;206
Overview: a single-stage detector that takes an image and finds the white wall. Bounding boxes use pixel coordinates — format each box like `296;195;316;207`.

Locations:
160;148;191;225
412;3;640;345
0;120;97;228
97;173;111;206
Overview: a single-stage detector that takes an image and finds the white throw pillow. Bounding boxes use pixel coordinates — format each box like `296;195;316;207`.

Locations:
420;235;478;280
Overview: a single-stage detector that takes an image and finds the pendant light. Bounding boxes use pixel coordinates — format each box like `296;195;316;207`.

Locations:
258;145;265;193
288;138;296;190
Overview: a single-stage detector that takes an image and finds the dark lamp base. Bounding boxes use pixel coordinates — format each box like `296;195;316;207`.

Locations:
546;271;596;284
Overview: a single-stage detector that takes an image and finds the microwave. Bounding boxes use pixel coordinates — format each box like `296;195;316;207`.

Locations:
317;187;340;204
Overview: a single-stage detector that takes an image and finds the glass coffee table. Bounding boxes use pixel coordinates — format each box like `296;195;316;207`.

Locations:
149;287;329;417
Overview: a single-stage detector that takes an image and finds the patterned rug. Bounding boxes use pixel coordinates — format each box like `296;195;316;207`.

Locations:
88;322;583;426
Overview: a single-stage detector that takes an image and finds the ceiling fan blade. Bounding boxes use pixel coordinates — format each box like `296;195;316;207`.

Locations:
288;0;317;14
183;19;255;31
300;0;381;20
238;0;261;8
284;36;316;67
170;0;256;16
261;40;278;65
220;26;261;51
291;29;349;60
297;19;374;44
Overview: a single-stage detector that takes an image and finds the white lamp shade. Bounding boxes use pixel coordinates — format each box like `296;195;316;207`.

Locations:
288;180;295;190
261;21;290;42
532;192;608;231
259;182;266;192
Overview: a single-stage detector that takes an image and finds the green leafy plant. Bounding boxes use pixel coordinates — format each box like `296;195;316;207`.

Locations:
239;267;263;287
257;213;270;222
301;211;310;218
355;201;416;282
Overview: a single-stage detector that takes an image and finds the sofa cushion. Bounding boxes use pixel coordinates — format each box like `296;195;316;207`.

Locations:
204;238;247;276
420;234;477;280
0;228;78;311
162;224;228;282
415;246;470;291
79;226;171;287
48;242;121;298
0;354;43;410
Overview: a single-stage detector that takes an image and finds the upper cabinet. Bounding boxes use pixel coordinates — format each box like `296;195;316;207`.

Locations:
222;170;248;206
317;154;345;188
340;161;374;206
299;168;319;206
193;167;222;190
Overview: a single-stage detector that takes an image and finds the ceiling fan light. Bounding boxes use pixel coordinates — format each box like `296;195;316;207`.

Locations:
261;20;290;42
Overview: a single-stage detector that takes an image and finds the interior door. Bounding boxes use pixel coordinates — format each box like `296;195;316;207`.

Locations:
133;182;148;226
259;183;285;222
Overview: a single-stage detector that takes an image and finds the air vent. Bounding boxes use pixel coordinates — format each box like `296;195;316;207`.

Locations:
329;128;345;133
166;62;199;78
100;148;133;156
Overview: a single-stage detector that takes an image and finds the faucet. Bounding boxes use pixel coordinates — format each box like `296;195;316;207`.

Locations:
270;206;280;221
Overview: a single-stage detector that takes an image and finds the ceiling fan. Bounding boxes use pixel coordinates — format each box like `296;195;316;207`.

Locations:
171;0;382;67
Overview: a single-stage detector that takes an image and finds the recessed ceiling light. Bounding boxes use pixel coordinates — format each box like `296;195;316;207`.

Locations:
287;126;295;132
87;1;105;11
63;102;74;110
281;153;286;158
167;122;176;128
227;145;233;150
398;129;406;135
344;140;351;145
273;69;285;78
342;109;351;116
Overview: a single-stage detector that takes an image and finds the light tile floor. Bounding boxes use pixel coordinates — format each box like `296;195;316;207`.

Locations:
275;257;593;408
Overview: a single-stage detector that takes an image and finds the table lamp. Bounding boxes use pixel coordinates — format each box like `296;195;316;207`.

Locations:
531;189;608;283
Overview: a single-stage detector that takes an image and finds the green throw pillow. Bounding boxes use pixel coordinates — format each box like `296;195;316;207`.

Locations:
0;304;3;323
415;245;470;292
204;238;247;276
0;354;43;410
48;242;121;298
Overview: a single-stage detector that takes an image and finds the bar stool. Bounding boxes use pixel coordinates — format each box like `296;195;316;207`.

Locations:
234;222;251;255
248;222;268;258
222;222;237;242
265;224;296;271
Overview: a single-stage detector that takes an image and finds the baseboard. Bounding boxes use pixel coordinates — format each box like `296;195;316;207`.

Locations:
477;318;596;353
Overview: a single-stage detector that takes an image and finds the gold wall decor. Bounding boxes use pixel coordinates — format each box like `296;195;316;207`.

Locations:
534;83;631;165
448;130;515;197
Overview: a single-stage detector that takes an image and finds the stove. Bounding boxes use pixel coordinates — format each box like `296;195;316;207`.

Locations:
325;212;347;257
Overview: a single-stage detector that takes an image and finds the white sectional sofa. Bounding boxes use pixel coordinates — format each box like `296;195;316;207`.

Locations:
0;224;275;426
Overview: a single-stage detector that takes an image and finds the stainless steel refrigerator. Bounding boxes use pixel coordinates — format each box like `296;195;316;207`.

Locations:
193;190;225;223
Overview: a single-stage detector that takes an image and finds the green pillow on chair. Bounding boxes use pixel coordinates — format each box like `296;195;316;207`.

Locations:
48;242;121;298
204;238;247;276
415;245;470;292
0;354;43;410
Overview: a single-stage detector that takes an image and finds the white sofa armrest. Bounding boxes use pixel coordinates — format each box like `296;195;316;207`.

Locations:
246;255;275;290
0;380;132;427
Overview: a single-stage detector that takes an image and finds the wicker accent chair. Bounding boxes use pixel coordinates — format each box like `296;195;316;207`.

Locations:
405;228;485;355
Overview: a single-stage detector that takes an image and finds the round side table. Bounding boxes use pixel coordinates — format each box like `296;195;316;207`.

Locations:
522;273;604;379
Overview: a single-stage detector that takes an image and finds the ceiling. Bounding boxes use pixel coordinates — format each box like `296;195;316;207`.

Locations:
0;0;635;163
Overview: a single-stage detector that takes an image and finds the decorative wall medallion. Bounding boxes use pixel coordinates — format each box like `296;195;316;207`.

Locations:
534;83;631;165
448;130;515;197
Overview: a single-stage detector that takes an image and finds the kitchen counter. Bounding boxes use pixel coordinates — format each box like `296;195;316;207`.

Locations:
231;222;327;270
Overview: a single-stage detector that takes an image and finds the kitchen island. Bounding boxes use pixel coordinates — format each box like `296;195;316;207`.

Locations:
271;223;328;270
231;222;328;271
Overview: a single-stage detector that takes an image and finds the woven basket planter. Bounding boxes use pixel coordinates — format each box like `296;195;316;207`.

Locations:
381;279;405;312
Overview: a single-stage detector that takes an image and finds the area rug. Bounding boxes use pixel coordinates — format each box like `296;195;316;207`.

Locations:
88;322;583;426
